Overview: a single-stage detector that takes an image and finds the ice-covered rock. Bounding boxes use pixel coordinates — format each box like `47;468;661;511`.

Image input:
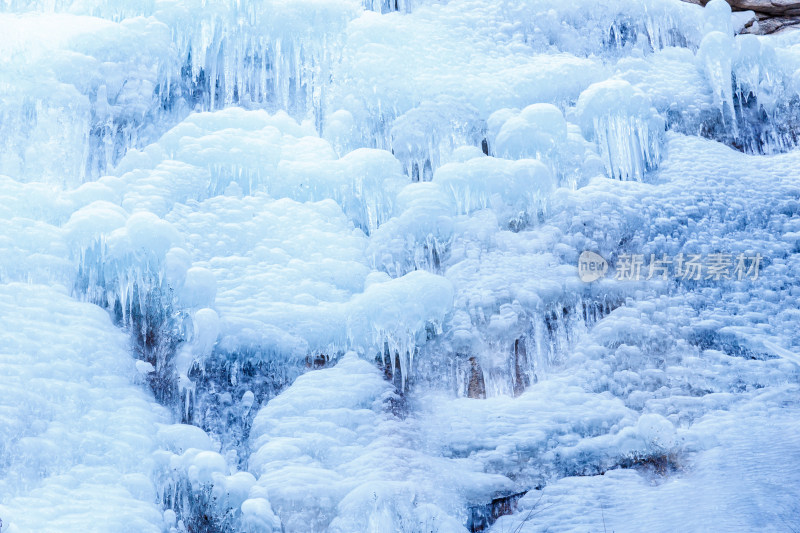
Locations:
576;80;665;180
248;353;510;532
699;31;737;121
2;1;800;532
117;108;405;233
495;104;568;161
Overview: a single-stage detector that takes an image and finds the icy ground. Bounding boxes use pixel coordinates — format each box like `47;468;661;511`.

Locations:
1;0;800;531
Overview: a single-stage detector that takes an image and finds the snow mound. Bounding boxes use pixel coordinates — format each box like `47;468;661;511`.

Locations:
0;284;169;533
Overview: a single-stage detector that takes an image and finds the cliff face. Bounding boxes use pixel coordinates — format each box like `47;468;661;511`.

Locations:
685;0;800;33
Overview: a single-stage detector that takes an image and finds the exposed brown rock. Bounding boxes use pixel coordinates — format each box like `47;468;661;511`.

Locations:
467;491;528;532
730;1;800;16
467;356;486;399
693;0;800;16
305;353;330;369
381;353;404;390
744;13;800;33
512;338;530;397
686;0;800;33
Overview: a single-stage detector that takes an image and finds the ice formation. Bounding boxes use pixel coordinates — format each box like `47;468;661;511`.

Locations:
0;284;169;532
1;0;800;531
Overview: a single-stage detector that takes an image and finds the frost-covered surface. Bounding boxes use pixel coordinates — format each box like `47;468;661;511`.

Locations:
0;284;169;532
2;0;800;531
490;389;800;532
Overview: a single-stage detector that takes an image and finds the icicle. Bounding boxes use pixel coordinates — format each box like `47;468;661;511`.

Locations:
699;31;737;137
577;79;664;181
